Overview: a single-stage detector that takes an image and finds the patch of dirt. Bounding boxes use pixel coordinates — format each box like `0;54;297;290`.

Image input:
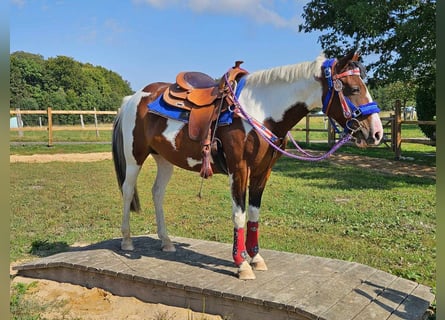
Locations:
10;152;436;180
10;265;222;320
9;152;112;163
328;153;436;180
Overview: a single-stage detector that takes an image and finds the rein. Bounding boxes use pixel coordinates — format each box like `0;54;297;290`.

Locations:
223;68;353;162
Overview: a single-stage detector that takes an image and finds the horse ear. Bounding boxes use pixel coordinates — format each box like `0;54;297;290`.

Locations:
337;49;360;70
352;49;361;61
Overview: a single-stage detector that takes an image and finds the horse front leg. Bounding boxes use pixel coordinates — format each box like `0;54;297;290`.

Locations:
230;169;256;280
246;175;269;271
152;154;175;252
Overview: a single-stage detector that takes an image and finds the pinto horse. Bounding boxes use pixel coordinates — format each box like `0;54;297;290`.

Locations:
112;51;384;280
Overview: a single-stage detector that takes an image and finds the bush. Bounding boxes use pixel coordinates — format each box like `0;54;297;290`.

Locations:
415;73;436;141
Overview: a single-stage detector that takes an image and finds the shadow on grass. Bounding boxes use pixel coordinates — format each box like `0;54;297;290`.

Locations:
272;156;435;191
30;240;70;257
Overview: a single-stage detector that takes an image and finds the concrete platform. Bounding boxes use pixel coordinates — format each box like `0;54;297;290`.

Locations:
13;235;434;320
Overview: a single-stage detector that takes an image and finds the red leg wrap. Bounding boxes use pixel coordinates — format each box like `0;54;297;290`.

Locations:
246;221;259;257
233;228;248;266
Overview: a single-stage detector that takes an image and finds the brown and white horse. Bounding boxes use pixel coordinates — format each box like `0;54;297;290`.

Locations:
112;51;384;280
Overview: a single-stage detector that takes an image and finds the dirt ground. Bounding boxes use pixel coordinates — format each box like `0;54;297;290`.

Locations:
10;152;435;319
9;151;436;179
10;271;222;320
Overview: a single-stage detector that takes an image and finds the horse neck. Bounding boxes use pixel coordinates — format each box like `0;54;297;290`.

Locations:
238;75;321;137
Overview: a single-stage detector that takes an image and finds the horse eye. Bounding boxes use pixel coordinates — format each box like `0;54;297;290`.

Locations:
351;86;360;94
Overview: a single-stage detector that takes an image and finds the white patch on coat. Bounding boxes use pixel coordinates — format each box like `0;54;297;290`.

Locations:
120;91;151;165
237;55;325;124
162;119;185;150
186;157;201;168
248;205;260;222
229;173;246;228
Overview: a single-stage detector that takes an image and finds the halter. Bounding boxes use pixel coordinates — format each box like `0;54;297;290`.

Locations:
322;58;380;133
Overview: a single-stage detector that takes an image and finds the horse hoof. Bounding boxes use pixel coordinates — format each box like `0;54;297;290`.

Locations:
238;261;256;280
121;239;134;251
162;243;176;252
251;254;268;271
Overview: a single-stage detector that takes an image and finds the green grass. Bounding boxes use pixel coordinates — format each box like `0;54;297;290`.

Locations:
9;122;436;317
10;157;436;292
9;281;65;320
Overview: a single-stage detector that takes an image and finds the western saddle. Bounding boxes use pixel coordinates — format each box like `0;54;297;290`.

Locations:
162;61;249;178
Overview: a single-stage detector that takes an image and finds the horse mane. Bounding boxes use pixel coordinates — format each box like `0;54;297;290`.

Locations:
246;53;326;86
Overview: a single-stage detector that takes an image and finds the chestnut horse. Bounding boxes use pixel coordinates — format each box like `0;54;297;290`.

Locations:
112;51;383;280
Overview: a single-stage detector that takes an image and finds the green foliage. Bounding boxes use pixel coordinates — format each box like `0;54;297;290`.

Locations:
10;51;134;125
370;81;417;111
416;73;436;140
299;0;436;84
299;0;436;141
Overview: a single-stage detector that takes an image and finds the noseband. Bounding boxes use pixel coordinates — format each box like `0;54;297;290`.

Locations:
322;59;380;133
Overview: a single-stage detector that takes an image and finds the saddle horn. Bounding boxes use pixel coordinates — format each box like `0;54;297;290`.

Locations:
233;61;244;69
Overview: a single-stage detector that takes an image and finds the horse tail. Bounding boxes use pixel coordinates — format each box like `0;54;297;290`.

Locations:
112;95;141;212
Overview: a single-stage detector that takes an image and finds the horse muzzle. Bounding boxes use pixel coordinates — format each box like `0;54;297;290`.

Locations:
347;118;383;147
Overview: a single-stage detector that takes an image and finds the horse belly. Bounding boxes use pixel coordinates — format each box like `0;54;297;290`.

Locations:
148;118;222;174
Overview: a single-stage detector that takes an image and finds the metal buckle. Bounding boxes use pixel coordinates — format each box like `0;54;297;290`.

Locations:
346;118;361;133
333;79;343;92
352;109;362;118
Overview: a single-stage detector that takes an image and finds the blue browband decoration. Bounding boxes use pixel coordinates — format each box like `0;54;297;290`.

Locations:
322;59;380;124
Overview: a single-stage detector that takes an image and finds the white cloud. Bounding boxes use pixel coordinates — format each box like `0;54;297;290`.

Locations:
11;0;26;8
134;0;298;29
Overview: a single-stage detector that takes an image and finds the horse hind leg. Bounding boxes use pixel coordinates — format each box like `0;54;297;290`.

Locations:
121;163;141;251
152;154;175;252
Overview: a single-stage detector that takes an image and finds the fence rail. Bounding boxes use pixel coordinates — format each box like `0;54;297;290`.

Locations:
10;107;118;146
10;103;435;159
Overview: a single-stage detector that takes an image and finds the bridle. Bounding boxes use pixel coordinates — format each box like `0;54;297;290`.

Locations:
322;58;380;134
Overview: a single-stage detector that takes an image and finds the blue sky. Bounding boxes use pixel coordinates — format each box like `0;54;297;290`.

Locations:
10;0;324;91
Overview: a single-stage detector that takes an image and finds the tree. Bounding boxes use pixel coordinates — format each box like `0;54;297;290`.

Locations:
371;81;417;111
299;0;436;139
10;51;46;108
10;51;134;125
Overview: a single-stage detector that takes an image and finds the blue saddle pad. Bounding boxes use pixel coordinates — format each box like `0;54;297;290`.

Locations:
147;94;233;126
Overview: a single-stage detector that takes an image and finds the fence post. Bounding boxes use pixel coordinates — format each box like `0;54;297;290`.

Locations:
327;120;335;146
305;115;310;144
15;108;24;137
94;107;99;137
47;107;53;147
394;100;402;159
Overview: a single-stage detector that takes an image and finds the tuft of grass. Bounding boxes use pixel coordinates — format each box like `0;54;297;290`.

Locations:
10;281;48;320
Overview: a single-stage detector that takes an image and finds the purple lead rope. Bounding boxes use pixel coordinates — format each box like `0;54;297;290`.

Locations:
224;71;352;162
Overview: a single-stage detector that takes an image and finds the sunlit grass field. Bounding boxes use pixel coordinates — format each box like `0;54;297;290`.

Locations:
10;113;436;305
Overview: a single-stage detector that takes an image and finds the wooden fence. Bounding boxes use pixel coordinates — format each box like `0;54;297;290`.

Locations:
10;103;435;159
384;100;436;159
10;107;117;146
